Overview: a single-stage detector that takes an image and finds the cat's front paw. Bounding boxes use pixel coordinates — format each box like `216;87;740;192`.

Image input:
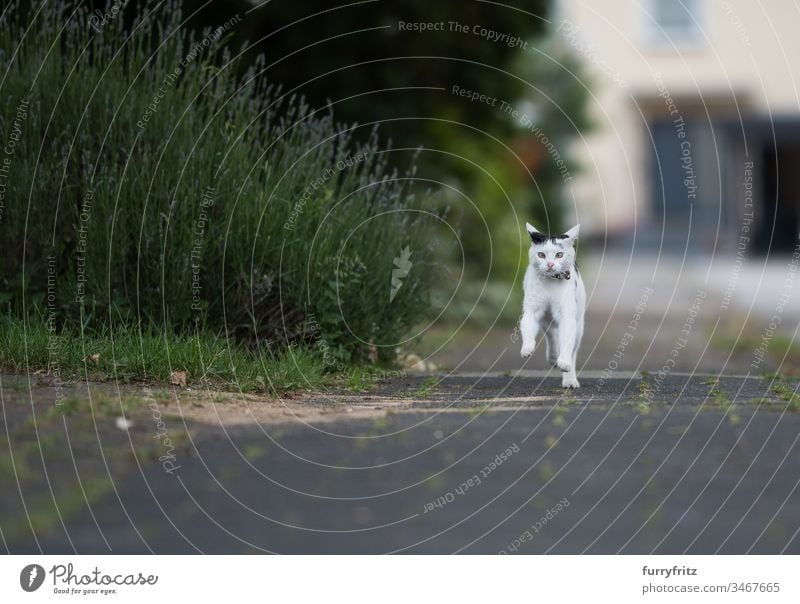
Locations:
562;376;580;389
556;358;572;373
520;342;535;358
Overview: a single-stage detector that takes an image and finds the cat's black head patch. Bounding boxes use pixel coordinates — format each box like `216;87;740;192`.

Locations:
529;231;568;245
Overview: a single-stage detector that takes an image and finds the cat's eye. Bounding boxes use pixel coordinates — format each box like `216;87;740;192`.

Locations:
556;252;563;258
537;252;546;258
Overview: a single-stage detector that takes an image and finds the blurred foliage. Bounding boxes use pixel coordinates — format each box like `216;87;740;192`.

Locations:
233;0;590;289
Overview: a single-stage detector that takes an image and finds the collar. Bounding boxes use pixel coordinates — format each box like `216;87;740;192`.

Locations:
546;269;571;281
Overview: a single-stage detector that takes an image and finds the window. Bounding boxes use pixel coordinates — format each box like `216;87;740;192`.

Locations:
643;0;706;49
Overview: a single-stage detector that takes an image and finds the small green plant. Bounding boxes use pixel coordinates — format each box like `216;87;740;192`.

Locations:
54;395;85;417
371;416;390;431
638;379;654;402
711;389;731;408
704;378;731;408
771;380;800;410
340;367;397;392
416;377;439;398
401;376;439;399
343;368;375;392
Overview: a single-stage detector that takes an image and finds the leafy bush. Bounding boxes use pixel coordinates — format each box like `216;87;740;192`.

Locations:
0;2;440;363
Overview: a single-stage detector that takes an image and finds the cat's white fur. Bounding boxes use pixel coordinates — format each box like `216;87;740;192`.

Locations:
520;222;585;388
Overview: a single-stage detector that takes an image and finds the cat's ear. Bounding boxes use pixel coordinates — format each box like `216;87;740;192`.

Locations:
526;222;546;244
563;224;580;245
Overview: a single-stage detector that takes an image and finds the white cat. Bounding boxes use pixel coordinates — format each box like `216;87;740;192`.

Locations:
520;222;585;388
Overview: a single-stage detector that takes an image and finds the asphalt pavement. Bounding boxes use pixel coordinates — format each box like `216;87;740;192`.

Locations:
3;372;799;554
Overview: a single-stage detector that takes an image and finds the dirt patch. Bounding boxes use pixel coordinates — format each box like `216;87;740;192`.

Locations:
0;374;399;429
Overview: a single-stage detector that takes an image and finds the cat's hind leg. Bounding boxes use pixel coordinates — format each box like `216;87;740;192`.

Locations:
561;319;582;388
545;325;559;366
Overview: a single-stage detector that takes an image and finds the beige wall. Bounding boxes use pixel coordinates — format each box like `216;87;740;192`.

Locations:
556;0;800;235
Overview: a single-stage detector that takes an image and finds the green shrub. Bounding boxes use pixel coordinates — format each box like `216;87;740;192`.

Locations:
0;2;440;363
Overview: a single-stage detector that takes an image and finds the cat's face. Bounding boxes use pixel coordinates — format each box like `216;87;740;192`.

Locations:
526;223;579;277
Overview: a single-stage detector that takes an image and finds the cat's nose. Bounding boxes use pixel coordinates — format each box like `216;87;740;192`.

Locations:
547;261;554;269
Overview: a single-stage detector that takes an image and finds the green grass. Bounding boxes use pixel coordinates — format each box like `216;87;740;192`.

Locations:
0;315;330;395
771;380;800;410
754;373;800;411
638;379;654;400
400;376;439;399
336;366;402;392
702;377;731;408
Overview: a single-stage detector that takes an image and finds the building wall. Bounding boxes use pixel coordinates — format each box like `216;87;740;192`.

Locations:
556;0;800;238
